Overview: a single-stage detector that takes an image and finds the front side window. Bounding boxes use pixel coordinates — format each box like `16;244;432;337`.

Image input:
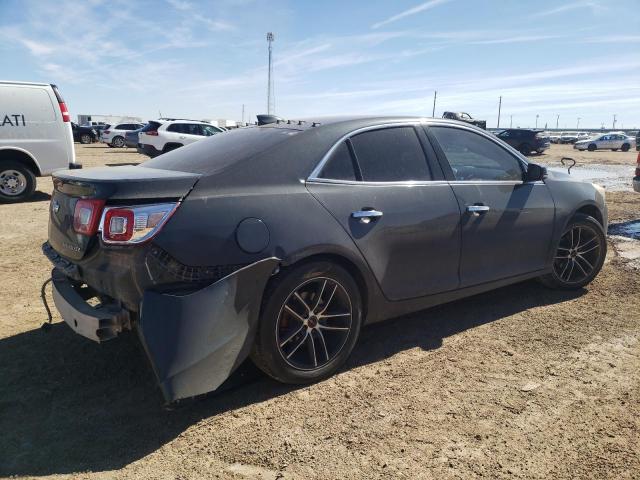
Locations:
317;142;357;181
430;126;523;181
201;125;221;136
349;127;431;182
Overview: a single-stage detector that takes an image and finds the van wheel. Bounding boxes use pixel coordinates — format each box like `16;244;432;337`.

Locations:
0;162;36;203
111;136;125;148
251;260;363;384
621;143;630;152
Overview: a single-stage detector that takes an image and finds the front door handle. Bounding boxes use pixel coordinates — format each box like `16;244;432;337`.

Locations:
466;205;490;216
352;209;383;224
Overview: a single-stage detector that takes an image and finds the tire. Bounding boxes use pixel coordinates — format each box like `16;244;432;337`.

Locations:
519;143;531;156
0;161;36;203
251;260;363;384
587;144;596;151
612;149;618;152
111;136;125;148
621;143;630;152
538;214;606;290
80;133;92;144
162;143;182;154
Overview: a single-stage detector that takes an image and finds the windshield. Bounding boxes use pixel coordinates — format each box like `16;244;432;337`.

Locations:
143;126;301;175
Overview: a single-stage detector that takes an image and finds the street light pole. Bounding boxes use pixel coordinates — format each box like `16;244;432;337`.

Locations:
556;114;559;130
497;96;502;128
535;114;539;128
613;114;617;129
510;115;513;128
432;90;437;117
577;117;580;129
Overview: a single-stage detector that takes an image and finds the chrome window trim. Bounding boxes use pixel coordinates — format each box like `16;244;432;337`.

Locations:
307;121;427;182
306;178;545;187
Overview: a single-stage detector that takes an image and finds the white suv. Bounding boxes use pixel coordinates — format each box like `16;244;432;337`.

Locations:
137;119;224;157
0;81;79;202
101;122;144;148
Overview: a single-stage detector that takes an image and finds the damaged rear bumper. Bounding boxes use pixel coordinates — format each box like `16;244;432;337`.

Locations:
138;257;279;403
50;257;280;403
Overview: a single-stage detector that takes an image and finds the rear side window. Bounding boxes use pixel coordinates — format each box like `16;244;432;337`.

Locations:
167;123;186;133
141;122;161;132
430;126;523;181
349;127;431;182
115;124;126;130
318;142;357;181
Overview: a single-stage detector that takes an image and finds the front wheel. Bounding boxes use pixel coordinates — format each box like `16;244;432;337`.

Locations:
111;136;125;148
539;214;606;289
251;261;363;384
621;143;630;152
0;161;36;203
587;144;597;151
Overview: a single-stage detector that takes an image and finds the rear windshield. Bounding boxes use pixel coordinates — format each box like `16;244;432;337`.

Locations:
142;126;301;175
141;121;161;132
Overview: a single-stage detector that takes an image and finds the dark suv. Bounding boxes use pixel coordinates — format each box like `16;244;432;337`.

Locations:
495;129;550;156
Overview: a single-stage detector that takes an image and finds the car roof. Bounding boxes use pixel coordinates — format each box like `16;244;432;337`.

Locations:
0;80;51;87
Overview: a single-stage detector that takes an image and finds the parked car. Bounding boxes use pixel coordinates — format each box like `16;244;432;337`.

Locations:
576;132;592;141
559;132;579;144
137;119;224;157
574;133;635;152
442;111;486;129
71;122;97;144
125;125;146;149
0;81;79;202
101;122;144;148
44;116;608;403
549;133;561;144
494;128;550;155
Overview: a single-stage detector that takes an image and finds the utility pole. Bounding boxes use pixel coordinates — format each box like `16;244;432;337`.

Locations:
535;114;539;128
510;115;513;128
241;104;245;124
266;32;275;115
556;114;559;130
613;114;617;130
497;96;502;128
577;117;580;129
431;90;437;117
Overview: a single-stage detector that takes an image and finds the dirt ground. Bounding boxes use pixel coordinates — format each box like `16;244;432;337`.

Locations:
1;143;639;479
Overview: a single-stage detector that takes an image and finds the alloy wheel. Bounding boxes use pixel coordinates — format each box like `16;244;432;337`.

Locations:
0;169;27;196
553;225;601;284
276;277;353;371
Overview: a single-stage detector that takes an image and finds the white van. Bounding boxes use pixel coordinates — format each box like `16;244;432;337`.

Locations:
0;81;79;202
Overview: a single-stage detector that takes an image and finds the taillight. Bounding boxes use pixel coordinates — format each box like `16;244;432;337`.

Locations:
103;130;110;134
145;130;159;136
101;203;178;244
73;199;106;236
51;84;71;122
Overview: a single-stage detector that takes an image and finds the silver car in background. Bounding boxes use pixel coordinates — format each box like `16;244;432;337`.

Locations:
574;133;635;152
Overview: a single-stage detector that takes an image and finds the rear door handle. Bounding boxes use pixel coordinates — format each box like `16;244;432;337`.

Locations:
352;209;383;224
466;205;490;216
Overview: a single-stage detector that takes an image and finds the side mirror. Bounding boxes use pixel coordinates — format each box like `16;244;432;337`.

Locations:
524;163;547;182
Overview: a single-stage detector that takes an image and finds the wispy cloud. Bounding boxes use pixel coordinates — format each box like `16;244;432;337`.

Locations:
371;0;452;29
532;0;606;18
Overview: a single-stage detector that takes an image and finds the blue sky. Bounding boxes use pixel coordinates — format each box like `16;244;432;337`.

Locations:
1;0;639;128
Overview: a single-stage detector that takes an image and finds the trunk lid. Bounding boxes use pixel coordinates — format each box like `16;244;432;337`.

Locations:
48;166;200;261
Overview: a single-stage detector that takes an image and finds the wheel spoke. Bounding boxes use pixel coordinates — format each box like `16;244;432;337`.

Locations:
319;312;351;319
318;324;350;331
576;254;594;271
316;328;330;361
294;292;312;314
279;324;305;348
575;227;581;248
577;236;597;251
312;280;327;312
318;285;338;315
286;331;309;359
307;331;318;367
555;255;570;260
564;260;576;281
559;259;571;280
573;258;588;277
284;305;306;323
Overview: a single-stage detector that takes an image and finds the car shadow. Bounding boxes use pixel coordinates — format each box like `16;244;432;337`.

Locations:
17;191;52;203
0;279;584;476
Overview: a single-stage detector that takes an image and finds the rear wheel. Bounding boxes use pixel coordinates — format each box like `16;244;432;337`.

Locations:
519;143;531;156
587;143;596;151
539;214;606;289
162;143;182;154
111;136;125;148
80;133;92;144
612;148;618;152
621;143;630;152
0;161;36;203
251;260;363;384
